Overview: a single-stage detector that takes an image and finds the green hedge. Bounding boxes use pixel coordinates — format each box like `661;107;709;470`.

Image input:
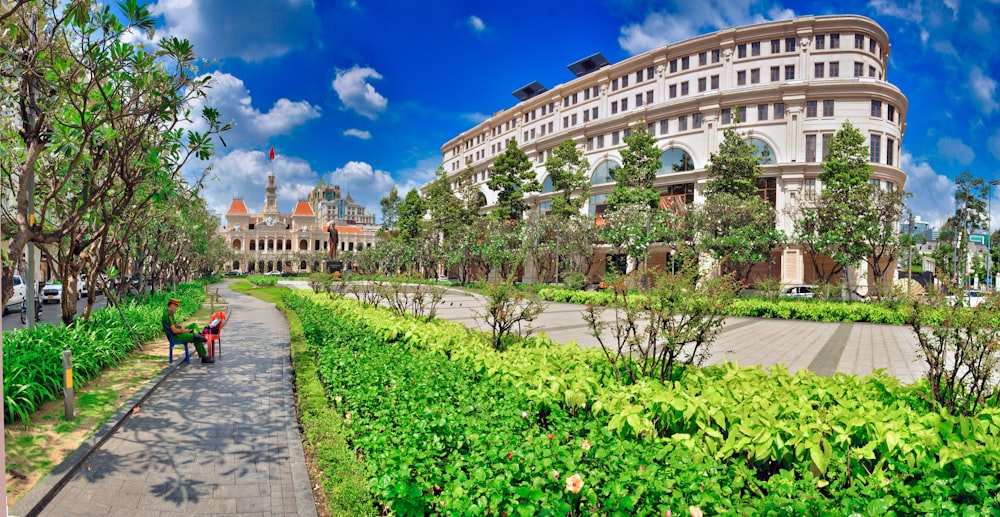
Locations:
285;291;1000;516
248;274;278;287
537;288;974;326
3;282;206;423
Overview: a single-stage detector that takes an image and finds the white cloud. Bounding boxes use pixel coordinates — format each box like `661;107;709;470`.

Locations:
970;8;991;34
969;66;999;113
936;136;975;165
989;130;1000;161
183;72;321;147
332;66;388;120
467;15;486;33
901;150;954;227
325;161;400;216
462;112;490;125
867;0;923;23
943;0;960;20
201;149;319;221
618;2;795;55
343;128;372;140
148;0;321;62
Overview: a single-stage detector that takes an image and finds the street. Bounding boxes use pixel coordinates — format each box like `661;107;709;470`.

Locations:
2;294;108;332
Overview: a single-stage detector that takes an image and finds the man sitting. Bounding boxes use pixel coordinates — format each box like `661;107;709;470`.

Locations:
163;298;214;364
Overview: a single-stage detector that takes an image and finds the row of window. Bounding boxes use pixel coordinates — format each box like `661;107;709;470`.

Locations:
803;132;897;166
473;59;885;155
461;29;885;155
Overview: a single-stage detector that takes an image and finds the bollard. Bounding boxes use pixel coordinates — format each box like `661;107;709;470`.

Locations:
63;350;74;420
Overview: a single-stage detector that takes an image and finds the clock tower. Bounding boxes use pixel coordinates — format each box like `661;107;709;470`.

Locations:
261;171;280;221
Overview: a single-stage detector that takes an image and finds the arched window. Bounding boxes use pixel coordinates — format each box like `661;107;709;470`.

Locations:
659;148;694;174
590;160;618;185
249;240;256;251
299;260;307;269
299;239;309;250
541;175;554;193
232;239;242;250
747;138;776;164
475;192;487;208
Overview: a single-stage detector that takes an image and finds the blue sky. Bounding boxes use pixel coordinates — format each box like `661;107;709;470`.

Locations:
132;0;1000;229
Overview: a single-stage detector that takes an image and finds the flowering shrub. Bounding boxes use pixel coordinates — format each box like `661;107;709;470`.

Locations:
285;291;1000;515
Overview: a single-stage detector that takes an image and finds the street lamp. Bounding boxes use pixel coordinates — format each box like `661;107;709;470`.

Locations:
670;247;677;275
989;180;999;290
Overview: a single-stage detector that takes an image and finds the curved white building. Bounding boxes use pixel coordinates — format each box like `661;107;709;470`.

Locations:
437;14;907;286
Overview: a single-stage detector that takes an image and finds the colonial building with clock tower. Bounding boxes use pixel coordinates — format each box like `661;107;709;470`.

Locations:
219;169;379;274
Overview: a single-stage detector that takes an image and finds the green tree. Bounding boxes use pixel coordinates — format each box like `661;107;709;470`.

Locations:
397;188;426;243
794;122;874;286
544;139;591;219
434;162;485;282
861;188;907;299
600;120;663;276
606;120;661;212
487;140;538;221
379;186;402;232
1;1;228;322
703;126;759;200
699;126;782;281
950;171;989;284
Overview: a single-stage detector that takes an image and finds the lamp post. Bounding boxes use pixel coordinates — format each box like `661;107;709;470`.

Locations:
904;206;913;296
989;180;999;291
670;248;677;275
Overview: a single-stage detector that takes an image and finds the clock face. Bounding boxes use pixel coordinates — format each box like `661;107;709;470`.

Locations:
265;216;275;226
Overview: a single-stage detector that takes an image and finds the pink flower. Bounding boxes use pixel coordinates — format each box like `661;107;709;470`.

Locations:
507;452;513;459
664;511;672;517
552;470;560;479
521;411;528;418
565;473;583;494
547;433;554;440
581;440;591;450
689;506;703;517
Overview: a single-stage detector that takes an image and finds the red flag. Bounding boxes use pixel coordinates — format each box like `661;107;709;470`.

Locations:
269;146;275;161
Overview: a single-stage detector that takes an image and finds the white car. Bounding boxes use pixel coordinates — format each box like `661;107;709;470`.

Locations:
4;274;26;315
264;270;282;276
78;274;88;298
41;281;62;304
783;285;816;298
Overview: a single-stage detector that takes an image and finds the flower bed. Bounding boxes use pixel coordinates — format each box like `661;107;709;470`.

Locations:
285;291;1000;515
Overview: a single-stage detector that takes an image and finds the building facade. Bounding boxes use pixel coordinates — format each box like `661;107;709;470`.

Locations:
437;14;907;287
220;172;379;274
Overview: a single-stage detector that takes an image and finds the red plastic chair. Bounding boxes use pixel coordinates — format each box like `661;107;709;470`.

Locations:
204;311;227;359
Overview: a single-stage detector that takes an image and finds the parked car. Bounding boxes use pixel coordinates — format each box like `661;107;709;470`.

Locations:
264;270;282;276
964;290;985;308
782;285;816;298
41;281;62;304
78;274;88;298
225;270;241;276
4;274;26;315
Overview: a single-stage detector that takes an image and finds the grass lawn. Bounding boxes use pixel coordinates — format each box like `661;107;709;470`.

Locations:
4;339;170;505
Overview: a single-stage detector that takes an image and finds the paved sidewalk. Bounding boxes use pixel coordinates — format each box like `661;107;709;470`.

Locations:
15;282;316;517
288;281;926;384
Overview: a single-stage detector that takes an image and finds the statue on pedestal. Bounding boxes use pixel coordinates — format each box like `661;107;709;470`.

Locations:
328;225;339;260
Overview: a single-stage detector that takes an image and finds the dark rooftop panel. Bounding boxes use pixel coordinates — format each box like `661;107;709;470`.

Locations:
567;52;610;77
512;80;548;101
